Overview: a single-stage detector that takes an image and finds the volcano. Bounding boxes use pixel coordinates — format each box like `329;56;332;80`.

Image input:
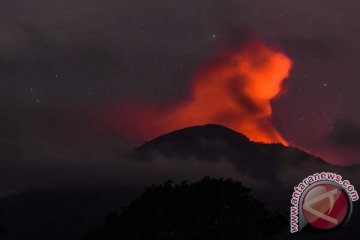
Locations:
134;124;357;186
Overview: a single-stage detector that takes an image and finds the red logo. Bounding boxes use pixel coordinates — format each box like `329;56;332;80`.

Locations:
302;183;350;230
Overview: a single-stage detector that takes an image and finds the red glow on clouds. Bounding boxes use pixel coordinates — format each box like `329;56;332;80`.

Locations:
105;40;292;145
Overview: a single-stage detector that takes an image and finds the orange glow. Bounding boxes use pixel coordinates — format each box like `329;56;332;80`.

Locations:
106;40;292;145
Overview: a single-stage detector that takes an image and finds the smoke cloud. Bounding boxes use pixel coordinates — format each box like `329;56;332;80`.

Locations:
104;39;292;144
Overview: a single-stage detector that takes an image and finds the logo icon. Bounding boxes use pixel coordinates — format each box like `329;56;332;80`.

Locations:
290;172;358;233
302;183;350;230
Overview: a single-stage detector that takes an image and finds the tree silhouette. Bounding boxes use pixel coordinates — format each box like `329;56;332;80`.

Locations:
83;177;286;240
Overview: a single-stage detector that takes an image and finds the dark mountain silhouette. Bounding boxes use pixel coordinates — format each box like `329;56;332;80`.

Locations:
134;124;322;166
134;124;358;188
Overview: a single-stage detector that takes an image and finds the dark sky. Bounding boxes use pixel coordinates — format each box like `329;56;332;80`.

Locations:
1;0;360;194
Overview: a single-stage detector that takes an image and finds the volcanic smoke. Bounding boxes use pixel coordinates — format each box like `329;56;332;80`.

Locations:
106;40;292;145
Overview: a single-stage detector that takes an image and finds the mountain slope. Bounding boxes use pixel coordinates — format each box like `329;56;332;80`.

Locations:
134;124;355;185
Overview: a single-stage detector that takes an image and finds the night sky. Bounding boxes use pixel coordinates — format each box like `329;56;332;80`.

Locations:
1;0;360;194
